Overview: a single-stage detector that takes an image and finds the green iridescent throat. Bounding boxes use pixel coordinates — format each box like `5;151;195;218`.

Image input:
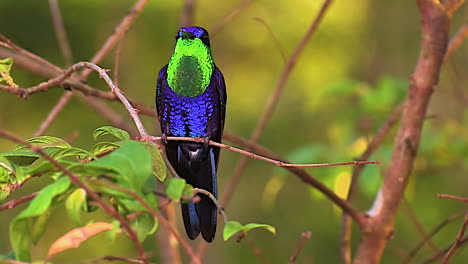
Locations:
167;38;214;97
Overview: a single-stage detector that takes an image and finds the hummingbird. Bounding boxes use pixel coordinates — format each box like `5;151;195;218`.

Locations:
155;26;227;242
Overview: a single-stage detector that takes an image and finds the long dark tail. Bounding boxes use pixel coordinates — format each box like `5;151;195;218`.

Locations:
166;141;218;242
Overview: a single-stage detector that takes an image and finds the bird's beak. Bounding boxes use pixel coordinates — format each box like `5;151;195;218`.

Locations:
179;30;194;40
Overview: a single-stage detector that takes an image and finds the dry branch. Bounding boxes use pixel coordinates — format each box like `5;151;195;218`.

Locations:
353;1;451;263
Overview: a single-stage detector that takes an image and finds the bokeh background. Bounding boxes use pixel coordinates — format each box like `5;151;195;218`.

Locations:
1;0;467;263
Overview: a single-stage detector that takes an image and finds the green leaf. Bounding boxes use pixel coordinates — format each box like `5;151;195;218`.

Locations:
31;206;54;243
0;57;13;73
0;156;22;203
130;212;158;242
143;142;166;182
93;126;130;141
11;136;71;152
65;188;87;225
2;152;40;166
87;141;152;192
107;220;121;241
223;221;244;241
223;221;276;241
49;147;93;160
10;177;71;261
91;142;119;156
0;57;13;82
165;178;187;201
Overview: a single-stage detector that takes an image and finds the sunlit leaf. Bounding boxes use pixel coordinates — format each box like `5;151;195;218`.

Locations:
49;147;93;160
87;141;152;192
0;57;17;87
31;206;54;243
130;212;158;242
165;178;187;201
46;222;114;259
223;221;276;241
65;188;87;225
11;136;71;152
223;221;244;241
93;126;130;141
91;142;119;156
9;177;71;261
143;142;166;182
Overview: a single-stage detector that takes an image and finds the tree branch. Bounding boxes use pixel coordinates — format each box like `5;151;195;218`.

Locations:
288;231;312;264
353;1;450;263
0;192;38;212
442;214;468;264
340;103;403;263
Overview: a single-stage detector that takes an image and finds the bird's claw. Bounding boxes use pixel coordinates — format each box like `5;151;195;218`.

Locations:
161;133;168;145
202;137;210;149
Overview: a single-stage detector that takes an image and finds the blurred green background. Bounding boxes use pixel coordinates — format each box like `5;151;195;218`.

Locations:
1;0;467;263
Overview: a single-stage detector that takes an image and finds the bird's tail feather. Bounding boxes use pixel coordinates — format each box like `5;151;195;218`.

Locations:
167;142;218;242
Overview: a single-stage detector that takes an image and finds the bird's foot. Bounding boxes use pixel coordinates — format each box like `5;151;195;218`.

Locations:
202;136;210;149
161;133;168;145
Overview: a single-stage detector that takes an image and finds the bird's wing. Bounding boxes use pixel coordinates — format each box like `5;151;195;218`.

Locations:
213;66;227;139
155;64;168;118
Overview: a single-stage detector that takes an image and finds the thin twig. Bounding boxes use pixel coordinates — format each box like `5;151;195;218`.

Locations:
0;192;39;212
401;198;439;251
252;17;287;63
438;193;468;203
34;0;76;137
193;188;228;223
442;214;468;264
404;210;466;263
81;0;150;79
180;0;196;27
422;236;468;263
246;238;269;264
444;0;466;17
34;91;74;136
222;132;367;224
90;255;145;264
151;136;378;168
0;34;62;74
210;0;255;35
0;129;149;264
216;0;335;225
340;103;403;263
288;231;312;264
0;259;30;264
444;23;468;63
48;0;74;66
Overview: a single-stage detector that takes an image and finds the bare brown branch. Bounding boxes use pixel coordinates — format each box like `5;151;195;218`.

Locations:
341;103;403;263
210;0;255;35
288;231;312;264
180;0;196;27
81;0;150;79
444;23;468;63
438;193;468;202
404;210;466;263
218;0;334;214
442;214;468;264
34;91;74;137
353;1;451;263
0;192;38;212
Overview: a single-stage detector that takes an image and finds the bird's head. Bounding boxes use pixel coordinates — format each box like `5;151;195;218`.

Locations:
175;26;211;48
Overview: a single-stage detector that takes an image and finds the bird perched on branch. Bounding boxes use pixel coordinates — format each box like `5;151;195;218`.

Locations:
155;26;227;242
